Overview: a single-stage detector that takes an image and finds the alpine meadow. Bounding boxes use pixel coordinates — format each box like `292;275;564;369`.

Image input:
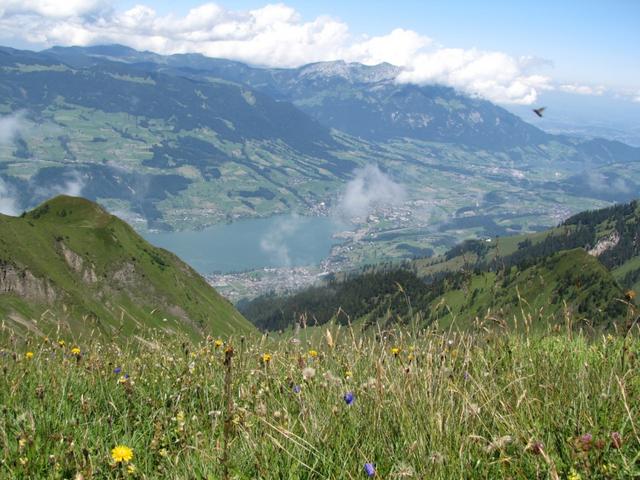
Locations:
1;1;639;479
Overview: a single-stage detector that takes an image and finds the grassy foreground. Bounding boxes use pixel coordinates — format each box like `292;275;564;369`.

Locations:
0;322;639;479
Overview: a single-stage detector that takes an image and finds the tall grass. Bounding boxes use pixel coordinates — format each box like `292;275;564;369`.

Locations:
0;321;638;479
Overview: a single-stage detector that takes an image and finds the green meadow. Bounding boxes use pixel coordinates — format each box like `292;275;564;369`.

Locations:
1;320;638;479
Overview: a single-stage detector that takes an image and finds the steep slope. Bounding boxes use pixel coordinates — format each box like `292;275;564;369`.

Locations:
0;196;254;340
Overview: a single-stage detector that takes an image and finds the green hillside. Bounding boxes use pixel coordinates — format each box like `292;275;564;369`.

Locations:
0;196;254;340
240;201;640;332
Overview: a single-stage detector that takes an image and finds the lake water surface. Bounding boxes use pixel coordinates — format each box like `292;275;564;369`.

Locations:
144;215;342;274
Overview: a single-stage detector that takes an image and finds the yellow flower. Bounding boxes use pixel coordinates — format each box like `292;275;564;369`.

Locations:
111;445;133;463
308;350;318;358
345;370;353;379
568;468;581;480
214;339;223;349
25;351;34;360
261;353;272;364
58;340;65;348
391;347;401;357
71;347;81;356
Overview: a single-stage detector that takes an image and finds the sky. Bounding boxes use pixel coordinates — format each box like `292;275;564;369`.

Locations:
0;0;638;109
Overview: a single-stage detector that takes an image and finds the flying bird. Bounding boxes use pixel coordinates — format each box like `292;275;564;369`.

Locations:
533;107;546;118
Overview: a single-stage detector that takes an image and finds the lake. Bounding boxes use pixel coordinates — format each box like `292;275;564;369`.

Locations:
144;215;343;274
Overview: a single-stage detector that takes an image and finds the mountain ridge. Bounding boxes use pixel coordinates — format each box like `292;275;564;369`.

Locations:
0;195;254;340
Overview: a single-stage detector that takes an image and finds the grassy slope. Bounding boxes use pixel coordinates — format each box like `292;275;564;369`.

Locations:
429;249;625;331
0;326;638;478
0;196;254;340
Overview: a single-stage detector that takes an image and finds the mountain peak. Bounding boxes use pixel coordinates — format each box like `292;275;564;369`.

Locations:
297;60;400;83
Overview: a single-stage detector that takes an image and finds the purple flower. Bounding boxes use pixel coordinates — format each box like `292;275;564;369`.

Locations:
293;385;301;394
364;462;376;477
344;392;355;405
113;367;122;374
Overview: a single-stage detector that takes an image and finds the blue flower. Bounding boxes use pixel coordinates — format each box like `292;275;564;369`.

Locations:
114;367;122;374
344;392;355;405
364;462;376;477
293;385;301;394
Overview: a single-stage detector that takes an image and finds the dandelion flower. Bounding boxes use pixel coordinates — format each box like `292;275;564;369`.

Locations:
364;462;376;477
261;353;272;364
308;350;318;358
345;370;353;379
391;347;400;357
58;340;65;348
214;339;223;349
25;351;34;360
71;347;81;356
111;445;133;463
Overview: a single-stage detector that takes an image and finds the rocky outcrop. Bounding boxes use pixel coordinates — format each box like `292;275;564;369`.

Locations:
588;231;620;257
0;263;57;303
59;242;98;284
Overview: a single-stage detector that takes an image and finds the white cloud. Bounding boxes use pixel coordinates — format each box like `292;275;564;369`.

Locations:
338;164;405;219
559;83;606;96
396;48;552;104
0;111;25;144
0;1;605;104
0;178;19;216
0;0;108;19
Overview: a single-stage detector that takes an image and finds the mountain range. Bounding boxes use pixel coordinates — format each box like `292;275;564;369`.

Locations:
1;44;639;242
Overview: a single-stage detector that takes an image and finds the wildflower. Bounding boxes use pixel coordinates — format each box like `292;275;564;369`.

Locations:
302;367;316;380
343;392;355;405
214;339;223;349
58;340;65;348
345;370;353;379
114;367;122;374
111;445;133;463
364;462;376;477
611;432;622;449
261;353;272;364
308;350;319;358
567;468;581;480
293;385;301;394
25;351;34;360
528;440;544;455
579;433;592;451
71;347;81;356
391;347;401;357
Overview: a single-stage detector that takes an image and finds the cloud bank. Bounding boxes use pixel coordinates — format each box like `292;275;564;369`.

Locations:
0;1;571;104
0;111;26;144
339;164;405;219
